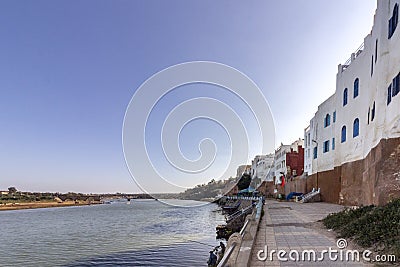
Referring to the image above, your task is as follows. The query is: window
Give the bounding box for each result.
[388,84,392,105]
[371,102,376,121]
[324,114,331,127]
[313,146,318,159]
[308,133,310,146]
[368,107,370,125]
[393,73,400,97]
[375,39,378,62]
[332,138,335,150]
[343,88,348,106]
[371,56,374,76]
[341,126,347,143]
[389,4,399,39]
[333,111,336,123]
[353,118,360,138]
[323,140,330,153]
[354,78,359,98]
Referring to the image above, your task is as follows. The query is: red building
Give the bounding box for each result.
[286,145,304,177]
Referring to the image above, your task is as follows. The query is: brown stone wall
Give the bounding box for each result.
[296,137,400,206]
[283,177,307,196]
[283,172,341,203]
[367,138,400,205]
[238,138,400,206]
[257,181,276,197]
[295,177,307,193]
[341,159,367,205]
[315,168,342,203]
[306,175,317,193]
[339,137,400,206]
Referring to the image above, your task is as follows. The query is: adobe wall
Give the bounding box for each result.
[282,137,400,206]
[340,137,400,206]
[257,181,275,197]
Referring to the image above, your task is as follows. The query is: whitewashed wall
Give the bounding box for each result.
[306,0,400,175]
[251,154,274,181]
[304,126,313,175]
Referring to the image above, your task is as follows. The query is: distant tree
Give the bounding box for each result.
[237,174,251,190]
[8,187,17,194]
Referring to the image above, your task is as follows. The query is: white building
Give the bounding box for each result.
[274,139,304,183]
[236,164,251,179]
[251,154,274,182]
[274,144,290,183]
[303,0,400,205]
[306,0,400,174]
[306,95,337,174]
[303,125,313,175]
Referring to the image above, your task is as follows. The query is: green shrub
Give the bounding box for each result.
[323,199,400,259]
[323,205,374,231]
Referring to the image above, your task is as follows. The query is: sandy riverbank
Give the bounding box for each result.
[0,201,102,211]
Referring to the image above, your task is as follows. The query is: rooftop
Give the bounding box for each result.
[340,42,364,72]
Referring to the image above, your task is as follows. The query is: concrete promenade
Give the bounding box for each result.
[249,200,372,267]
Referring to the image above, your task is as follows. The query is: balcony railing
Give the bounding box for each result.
[341,42,364,72]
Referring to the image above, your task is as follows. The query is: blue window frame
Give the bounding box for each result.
[323,140,330,153]
[343,88,348,106]
[393,73,400,97]
[371,56,374,76]
[353,118,360,138]
[388,85,392,105]
[313,147,318,159]
[371,102,376,121]
[389,4,398,39]
[332,138,335,150]
[324,114,331,128]
[341,126,347,143]
[333,111,336,123]
[354,78,359,98]
[368,108,370,125]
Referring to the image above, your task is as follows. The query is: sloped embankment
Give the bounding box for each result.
[322,198,400,260]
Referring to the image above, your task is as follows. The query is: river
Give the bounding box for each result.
[0,199,225,266]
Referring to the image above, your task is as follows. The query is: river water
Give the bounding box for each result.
[0,199,225,267]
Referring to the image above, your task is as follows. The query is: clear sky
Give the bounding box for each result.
[0,0,377,193]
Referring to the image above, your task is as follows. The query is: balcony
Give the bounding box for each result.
[339,42,364,72]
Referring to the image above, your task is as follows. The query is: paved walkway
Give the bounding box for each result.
[249,200,371,267]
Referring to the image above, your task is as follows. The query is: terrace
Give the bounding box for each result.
[339,42,364,72]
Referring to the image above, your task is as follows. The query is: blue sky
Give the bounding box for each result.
[0,0,376,193]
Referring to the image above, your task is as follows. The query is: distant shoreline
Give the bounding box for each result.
[0,201,102,211]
